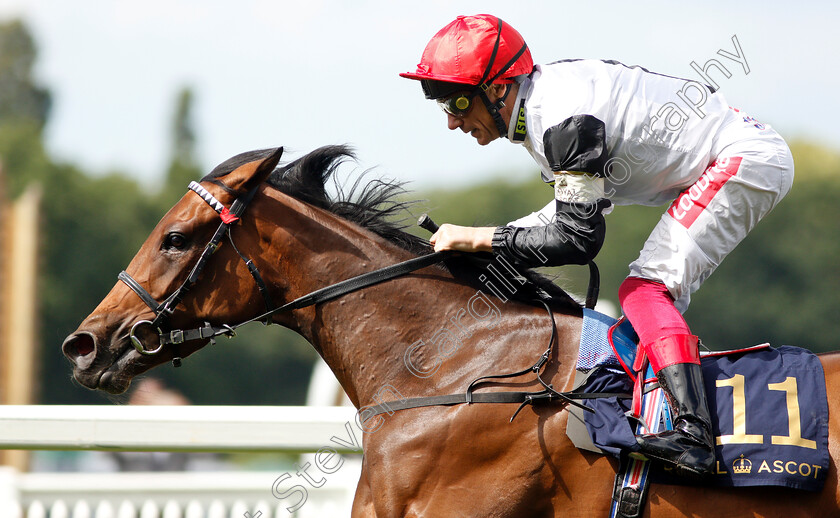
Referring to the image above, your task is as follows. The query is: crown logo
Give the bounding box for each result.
[732,454,752,474]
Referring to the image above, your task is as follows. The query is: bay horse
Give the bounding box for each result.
[62,146,840,517]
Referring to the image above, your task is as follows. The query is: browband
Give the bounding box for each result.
[189,181,239,224]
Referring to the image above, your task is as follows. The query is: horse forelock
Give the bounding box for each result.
[205,145,581,312]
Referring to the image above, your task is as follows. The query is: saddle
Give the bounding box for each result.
[568,309,829,517]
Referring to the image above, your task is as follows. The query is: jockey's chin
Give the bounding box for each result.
[470,127,500,146]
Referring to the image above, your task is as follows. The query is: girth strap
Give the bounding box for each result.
[362,390,630,422]
[365,392,536,419]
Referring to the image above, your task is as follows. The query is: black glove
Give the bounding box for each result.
[491,199,609,268]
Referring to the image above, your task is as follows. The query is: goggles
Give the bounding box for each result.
[437,93,474,117]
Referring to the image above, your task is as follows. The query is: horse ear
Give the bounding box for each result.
[248,146,284,190]
[227,147,284,194]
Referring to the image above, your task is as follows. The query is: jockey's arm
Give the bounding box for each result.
[490,113,611,268]
[491,199,608,268]
[429,199,608,267]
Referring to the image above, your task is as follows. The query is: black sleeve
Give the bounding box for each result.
[543,115,609,177]
[491,199,609,268]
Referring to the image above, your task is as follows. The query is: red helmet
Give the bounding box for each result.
[401,14,533,99]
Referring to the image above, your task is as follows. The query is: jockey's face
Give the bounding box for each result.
[443,83,510,146]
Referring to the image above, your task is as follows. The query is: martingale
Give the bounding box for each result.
[571,309,829,492]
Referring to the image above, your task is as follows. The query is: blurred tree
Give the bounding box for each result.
[0,19,50,131]
[161,87,201,207]
[0,19,52,199]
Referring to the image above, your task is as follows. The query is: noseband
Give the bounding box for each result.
[119,180,450,358]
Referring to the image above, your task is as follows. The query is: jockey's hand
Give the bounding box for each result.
[430,224,495,253]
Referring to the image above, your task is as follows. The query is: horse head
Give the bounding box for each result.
[62,147,284,393]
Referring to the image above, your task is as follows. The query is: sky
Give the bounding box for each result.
[1,0,838,191]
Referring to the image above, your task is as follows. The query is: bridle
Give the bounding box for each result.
[119,180,450,359]
[119,181,273,356]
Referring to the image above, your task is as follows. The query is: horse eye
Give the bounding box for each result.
[164,232,187,250]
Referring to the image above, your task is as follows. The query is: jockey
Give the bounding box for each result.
[400,14,794,478]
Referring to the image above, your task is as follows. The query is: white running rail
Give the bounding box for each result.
[0,467,359,518]
[0,405,364,517]
[0,405,360,453]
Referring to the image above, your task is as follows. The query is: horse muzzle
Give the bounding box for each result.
[62,324,148,394]
[61,331,118,391]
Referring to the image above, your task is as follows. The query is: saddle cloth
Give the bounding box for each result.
[570,309,829,491]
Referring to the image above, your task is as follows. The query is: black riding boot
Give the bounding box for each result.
[635,362,715,478]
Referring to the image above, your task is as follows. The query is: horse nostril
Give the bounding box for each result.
[62,333,96,361]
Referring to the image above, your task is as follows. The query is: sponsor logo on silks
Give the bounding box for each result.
[667,156,743,228]
[743,115,766,130]
[512,105,527,142]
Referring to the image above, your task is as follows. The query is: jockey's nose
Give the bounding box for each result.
[447,112,463,131]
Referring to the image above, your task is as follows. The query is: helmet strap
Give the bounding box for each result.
[471,18,529,139]
[477,83,513,139]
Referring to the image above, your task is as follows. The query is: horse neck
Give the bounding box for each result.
[254,193,584,409]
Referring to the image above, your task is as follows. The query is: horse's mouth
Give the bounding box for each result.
[95,344,142,393]
[64,333,144,394]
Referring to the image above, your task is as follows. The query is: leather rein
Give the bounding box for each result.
[120,180,619,419]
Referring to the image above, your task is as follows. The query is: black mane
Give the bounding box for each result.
[205,145,581,311]
[270,146,433,255]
